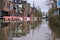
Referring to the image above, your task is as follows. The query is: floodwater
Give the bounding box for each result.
[13,19,53,40]
[0,19,60,40]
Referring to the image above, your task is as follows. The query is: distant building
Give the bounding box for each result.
[42,12,49,18]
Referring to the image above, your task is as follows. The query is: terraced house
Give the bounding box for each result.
[0,0,10,17]
[0,0,14,40]
[0,0,32,40]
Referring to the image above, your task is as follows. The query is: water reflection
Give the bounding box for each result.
[0,19,60,40]
[49,19,60,40]
[0,19,42,40]
[13,19,52,40]
[13,20,42,37]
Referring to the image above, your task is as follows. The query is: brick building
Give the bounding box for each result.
[0,0,16,18]
[0,0,9,18]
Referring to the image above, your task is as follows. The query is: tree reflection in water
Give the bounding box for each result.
[0,19,42,40]
[49,16,60,40]
[13,20,42,37]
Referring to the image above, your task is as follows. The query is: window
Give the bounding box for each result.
[19,1,21,2]
[9,0,13,2]
[10,4,13,10]
[15,0,17,2]
[19,0,22,2]
[7,3,9,8]
[4,2,7,7]
[0,11,1,16]
[16,5,18,12]
[19,5,22,8]
[22,0,26,1]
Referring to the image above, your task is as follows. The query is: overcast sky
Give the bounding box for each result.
[27,0,49,12]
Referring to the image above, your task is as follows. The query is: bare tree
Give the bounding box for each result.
[45,0,57,16]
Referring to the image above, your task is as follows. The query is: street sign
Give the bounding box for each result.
[57,0,60,8]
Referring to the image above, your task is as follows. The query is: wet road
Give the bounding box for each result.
[13,19,53,40]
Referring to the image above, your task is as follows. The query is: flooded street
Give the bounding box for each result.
[0,19,60,40]
[0,0,60,40]
[13,19,53,40]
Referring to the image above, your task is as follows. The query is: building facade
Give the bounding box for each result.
[0,0,9,18]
